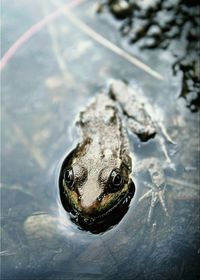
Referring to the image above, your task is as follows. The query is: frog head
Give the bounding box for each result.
[59,145,135,233]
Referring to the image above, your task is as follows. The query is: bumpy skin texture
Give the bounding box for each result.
[109,80,156,141]
[60,94,133,219]
[60,80,172,231]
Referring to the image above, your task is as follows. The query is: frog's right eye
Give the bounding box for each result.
[64,168,74,190]
[108,169,123,192]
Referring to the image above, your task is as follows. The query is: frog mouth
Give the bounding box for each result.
[68,180,135,233]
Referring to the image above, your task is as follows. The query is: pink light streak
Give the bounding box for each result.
[0,0,86,71]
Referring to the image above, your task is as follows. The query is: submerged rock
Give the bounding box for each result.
[98,0,200,112]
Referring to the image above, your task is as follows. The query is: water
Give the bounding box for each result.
[1,0,199,279]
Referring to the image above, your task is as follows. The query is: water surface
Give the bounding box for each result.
[1,0,199,279]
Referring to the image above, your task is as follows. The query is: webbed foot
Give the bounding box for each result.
[137,158,169,223]
[138,182,169,223]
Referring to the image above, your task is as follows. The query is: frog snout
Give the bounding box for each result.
[79,193,100,213]
[78,182,102,214]
[78,195,102,216]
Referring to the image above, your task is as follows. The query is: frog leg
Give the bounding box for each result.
[138,183,169,223]
[156,121,176,168]
[138,189,152,202]
[157,136,175,170]
[158,186,169,218]
[147,190,159,223]
[158,122,176,145]
[137,158,170,222]
[157,136,171,163]
[138,182,158,223]
[128,118,156,142]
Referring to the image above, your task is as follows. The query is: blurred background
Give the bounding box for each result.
[1,0,199,279]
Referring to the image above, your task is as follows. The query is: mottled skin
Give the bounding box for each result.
[60,80,172,222]
[109,80,156,141]
[62,94,133,218]
[109,80,170,222]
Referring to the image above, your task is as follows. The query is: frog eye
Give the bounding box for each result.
[109,169,123,192]
[64,168,74,190]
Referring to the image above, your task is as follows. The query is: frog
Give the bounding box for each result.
[59,92,135,233]
[59,79,174,232]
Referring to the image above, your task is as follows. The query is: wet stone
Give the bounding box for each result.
[134,0,161,12]
[186,91,198,103]
[187,27,199,41]
[128,19,149,43]
[120,21,132,36]
[147,25,161,37]
[166,26,180,38]
[103,0,200,112]
[109,0,132,19]
[162,0,178,10]
[186,78,195,90]
[140,37,158,49]
[24,214,59,242]
[155,10,175,29]
[160,39,170,50]
[186,92,200,112]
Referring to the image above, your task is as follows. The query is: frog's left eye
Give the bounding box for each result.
[64,168,74,190]
[108,169,123,192]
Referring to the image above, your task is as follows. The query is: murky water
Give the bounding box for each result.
[1,0,199,279]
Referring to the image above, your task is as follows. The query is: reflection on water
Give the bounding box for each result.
[1,0,199,279]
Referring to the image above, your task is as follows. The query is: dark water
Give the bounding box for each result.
[1,0,199,279]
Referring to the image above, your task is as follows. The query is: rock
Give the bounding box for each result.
[134,0,161,11]
[140,37,158,49]
[166,26,180,38]
[155,10,175,30]
[24,213,59,242]
[147,24,161,37]
[129,18,149,43]
[109,0,132,19]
